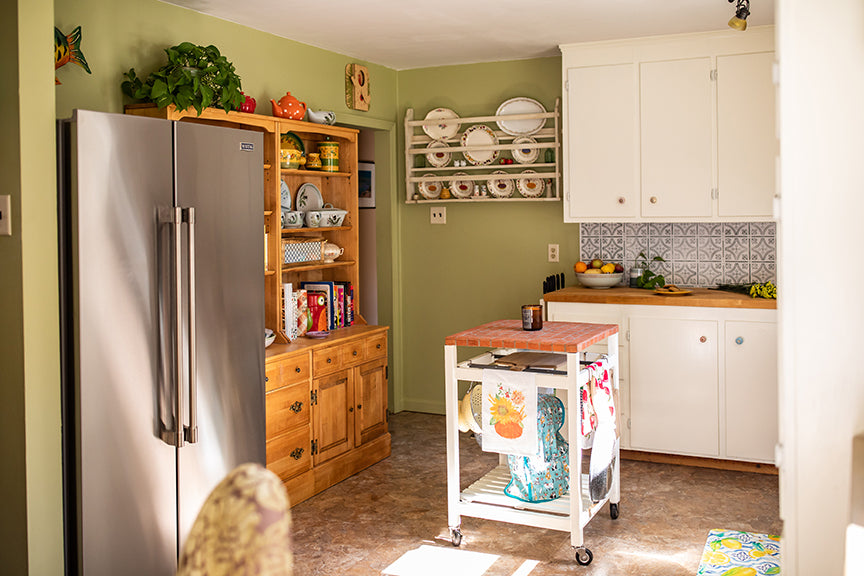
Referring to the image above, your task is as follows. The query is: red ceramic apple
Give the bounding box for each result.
[240,92,256,113]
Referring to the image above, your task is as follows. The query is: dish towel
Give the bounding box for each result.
[580,357,615,437]
[481,369,537,456]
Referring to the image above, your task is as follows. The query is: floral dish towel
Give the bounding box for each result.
[481,369,537,456]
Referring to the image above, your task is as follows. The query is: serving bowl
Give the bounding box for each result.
[575,272,624,289]
[305,208,348,228]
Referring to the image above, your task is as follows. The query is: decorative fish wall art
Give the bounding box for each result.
[54,26,91,85]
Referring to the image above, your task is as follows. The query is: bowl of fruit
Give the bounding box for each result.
[574,259,624,289]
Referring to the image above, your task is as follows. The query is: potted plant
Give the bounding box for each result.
[121,42,244,116]
[632,251,667,289]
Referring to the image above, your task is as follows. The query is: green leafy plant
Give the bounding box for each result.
[121,43,244,116]
[634,251,667,289]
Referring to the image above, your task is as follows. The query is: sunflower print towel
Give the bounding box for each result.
[697,529,781,575]
[481,369,537,456]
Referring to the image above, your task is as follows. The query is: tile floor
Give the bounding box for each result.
[290,412,781,575]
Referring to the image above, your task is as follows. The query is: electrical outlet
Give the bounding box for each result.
[430,206,446,224]
[548,243,559,262]
[0,196,10,236]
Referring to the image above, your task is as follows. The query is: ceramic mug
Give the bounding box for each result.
[305,211,322,228]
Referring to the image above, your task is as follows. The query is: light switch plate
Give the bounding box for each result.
[0,195,10,236]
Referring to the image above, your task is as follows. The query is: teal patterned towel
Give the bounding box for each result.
[697,529,781,575]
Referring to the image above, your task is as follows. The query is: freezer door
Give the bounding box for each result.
[63,110,179,575]
[174,121,266,547]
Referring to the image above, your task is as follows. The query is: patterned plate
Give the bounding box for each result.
[487,170,515,198]
[280,179,291,210]
[512,136,539,164]
[516,169,545,198]
[425,141,451,168]
[495,97,546,136]
[295,183,324,211]
[417,174,443,199]
[422,108,460,141]
[461,125,499,166]
[450,172,473,199]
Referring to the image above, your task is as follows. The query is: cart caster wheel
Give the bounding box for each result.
[574,547,593,566]
[450,528,462,547]
[610,503,620,520]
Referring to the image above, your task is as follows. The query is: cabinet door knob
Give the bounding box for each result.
[289,401,303,413]
[353,350,358,357]
[376,343,382,349]
[348,407,354,413]
[617,196,626,204]
[357,404,362,410]
[295,367,301,373]
[735,336,744,345]
[699,336,707,343]
[649,196,658,204]
[290,447,304,460]
[264,376,269,383]
[327,358,332,364]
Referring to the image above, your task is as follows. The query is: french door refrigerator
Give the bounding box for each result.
[57,110,266,575]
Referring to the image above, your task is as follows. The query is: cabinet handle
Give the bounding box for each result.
[357,404,362,410]
[264,376,269,383]
[699,336,707,343]
[289,401,303,413]
[349,406,354,413]
[735,337,744,345]
[617,196,625,204]
[295,367,301,373]
[650,196,658,204]
[327,358,332,364]
[290,447,304,460]
[376,343,382,349]
[353,350,358,357]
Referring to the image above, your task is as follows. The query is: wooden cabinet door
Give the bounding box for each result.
[565,64,639,221]
[717,52,776,218]
[640,58,714,218]
[313,370,354,465]
[725,320,778,462]
[629,315,719,456]
[354,357,388,446]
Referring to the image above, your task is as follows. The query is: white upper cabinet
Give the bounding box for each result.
[717,52,777,218]
[560,27,776,222]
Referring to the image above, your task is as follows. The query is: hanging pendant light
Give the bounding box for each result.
[727,0,751,31]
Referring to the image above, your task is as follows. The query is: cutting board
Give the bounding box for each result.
[494,352,566,371]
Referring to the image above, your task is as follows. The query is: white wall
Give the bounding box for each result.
[777,1,864,574]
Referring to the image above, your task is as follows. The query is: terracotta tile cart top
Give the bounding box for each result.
[445,319,618,353]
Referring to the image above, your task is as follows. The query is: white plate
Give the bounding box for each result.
[487,170,515,198]
[461,125,499,166]
[418,174,442,199]
[512,136,539,164]
[422,108,460,141]
[280,179,291,210]
[516,169,546,198]
[425,141,451,168]
[495,97,547,136]
[295,183,324,211]
[450,172,473,199]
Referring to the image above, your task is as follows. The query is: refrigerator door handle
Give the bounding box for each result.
[183,207,199,444]
[159,206,185,448]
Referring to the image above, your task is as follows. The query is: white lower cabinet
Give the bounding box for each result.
[547,301,777,463]
[629,316,719,456]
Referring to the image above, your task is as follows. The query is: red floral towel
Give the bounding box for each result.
[580,357,615,437]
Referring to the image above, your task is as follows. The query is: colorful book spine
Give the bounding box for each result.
[336,284,345,328]
[295,289,309,337]
[306,290,330,332]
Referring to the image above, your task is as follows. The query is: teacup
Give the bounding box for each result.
[304,211,322,228]
[282,210,303,228]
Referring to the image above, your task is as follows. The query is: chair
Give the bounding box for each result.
[178,463,293,576]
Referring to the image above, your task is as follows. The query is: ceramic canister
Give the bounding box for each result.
[318,140,339,173]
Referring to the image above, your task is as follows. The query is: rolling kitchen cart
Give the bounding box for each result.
[444,319,620,565]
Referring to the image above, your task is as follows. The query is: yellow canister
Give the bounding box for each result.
[318,140,339,173]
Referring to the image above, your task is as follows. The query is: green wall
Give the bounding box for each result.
[396,59,577,413]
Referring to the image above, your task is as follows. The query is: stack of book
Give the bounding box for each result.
[283,281,355,340]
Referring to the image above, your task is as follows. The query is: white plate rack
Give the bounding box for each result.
[404,98,561,204]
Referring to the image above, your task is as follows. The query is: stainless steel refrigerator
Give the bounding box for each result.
[57,110,266,575]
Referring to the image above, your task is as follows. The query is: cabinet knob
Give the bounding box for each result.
[357,404,362,410]
[617,196,626,205]
[735,336,744,345]
[327,358,332,364]
[376,343,382,349]
[649,196,658,204]
[699,336,707,343]
[349,406,354,413]
[289,401,303,413]
[353,350,358,357]
[290,447,304,460]
[295,367,301,373]
[264,376,269,383]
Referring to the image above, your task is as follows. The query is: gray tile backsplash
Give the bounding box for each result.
[579,221,776,286]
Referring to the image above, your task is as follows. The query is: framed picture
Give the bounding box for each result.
[358,162,375,208]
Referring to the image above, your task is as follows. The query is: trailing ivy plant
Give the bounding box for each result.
[121,42,244,116]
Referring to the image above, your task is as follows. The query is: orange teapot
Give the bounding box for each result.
[270,92,307,120]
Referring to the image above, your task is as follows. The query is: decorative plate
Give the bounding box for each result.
[425,141,452,168]
[495,97,546,136]
[487,170,515,198]
[417,174,443,200]
[280,131,305,154]
[516,169,545,198]
[512,136,539,164]
[422,108,460,141]
[450,172,473,199]
[295,183,324,211]
[280,179,291,210]
[461,125,499,166]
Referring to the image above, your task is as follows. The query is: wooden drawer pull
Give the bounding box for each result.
[348,406,354,413]
[290,447,304,460]
[289,401,303,413]
[264,376,269,383]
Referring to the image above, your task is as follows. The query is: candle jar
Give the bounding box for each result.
[521,304,543,331]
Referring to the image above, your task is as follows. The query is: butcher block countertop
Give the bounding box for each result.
[544,286,777,310]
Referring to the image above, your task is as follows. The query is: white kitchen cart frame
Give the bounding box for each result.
[444,320,620,566]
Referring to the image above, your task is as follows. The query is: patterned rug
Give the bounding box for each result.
[696,529,781,575]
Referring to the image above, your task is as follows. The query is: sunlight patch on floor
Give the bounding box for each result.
[382,544,541,576]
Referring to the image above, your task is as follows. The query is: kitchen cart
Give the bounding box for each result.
[444,319,620,565]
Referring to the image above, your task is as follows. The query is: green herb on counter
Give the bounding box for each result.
[634,252,666,289]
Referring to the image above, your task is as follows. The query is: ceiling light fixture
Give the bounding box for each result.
[727,0,751,31]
